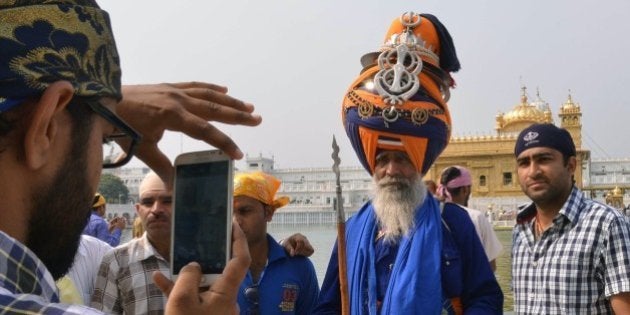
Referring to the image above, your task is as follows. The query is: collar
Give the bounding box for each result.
[266,234,288,264]
[0,230,59,301]
[516,185,582,226]
[128,232,167,263]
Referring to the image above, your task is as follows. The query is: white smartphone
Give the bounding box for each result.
[170,150,233,286]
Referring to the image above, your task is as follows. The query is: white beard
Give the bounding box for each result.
[371,173,426,243]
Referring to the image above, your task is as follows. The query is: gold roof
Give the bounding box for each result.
[496,86,552,132]
[561,91,581,111]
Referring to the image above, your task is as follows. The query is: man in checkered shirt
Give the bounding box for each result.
[512,123,630,314]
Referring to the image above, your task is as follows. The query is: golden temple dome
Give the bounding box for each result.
[496,86,552,133]
[561,90,581,111]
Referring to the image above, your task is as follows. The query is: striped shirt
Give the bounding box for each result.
[512,187,630,314]
[65,235,112,304]
[0,230,102,314]
[90,233,170,315]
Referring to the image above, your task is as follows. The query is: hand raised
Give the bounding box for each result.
[116,82,262,185]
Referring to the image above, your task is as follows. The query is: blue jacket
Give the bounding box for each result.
[82,212,121,247]
[237,234,320,314]
[314,197,503,314]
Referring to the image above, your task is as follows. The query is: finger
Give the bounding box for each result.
[211,221,251,295]
[184,88,255,113]
[168,262,203,302]
[285,243,296,257]
[153,271,175,297]
[169,81,228,94]
[177,96,261,126]
[173,112,248,160]
[134,144,175,187]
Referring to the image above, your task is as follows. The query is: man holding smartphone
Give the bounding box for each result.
[0,1,263,314]
[233,171,320,315]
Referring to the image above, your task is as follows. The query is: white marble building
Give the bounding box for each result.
[103,155,630,227]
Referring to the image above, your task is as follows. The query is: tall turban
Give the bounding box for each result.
[342,12,460,175]
[0,0,122,112]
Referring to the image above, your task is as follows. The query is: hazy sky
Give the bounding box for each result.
[100,0,630,170]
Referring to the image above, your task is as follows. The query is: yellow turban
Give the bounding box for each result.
[234,171,289,211]
[92,193,106,208]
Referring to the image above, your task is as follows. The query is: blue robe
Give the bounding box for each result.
[314,194,503,314]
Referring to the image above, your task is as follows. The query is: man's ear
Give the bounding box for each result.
[566,155,577,175]
[24,81,74,169]
[464,185,472,196]
[264,204,274,222]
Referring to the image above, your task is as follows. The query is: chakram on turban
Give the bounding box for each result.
[342,11,460,175]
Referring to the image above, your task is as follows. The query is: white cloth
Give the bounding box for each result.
[66,235,112,304]
[462,206,502,261]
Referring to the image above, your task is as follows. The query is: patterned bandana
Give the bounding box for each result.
[0,0,122,112]
[342,11,460,175]
[233,171,290,211]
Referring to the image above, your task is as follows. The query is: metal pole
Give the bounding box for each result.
[332,136,350,315]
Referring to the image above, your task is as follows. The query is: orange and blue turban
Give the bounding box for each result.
[0,0,121,112]
[342,12,460,175]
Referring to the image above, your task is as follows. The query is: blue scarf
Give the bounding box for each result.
[345,195,443,314]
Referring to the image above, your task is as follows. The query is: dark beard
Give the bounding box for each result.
[26,132,93,280]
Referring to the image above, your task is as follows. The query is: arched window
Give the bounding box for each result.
[479,175,486,186]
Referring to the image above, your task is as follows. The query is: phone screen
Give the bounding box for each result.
[173,160,230,275]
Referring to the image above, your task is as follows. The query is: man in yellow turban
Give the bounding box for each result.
[233,171,320,314]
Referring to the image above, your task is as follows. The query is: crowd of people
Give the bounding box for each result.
[1,1,629,314]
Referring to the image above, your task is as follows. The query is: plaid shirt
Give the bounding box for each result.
[512,187,630,314]
[0,230,102,314]
[90,233,170,315]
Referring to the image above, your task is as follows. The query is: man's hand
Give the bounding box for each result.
[153,221,251,315]
[280,233,314,257]
[108,217,126,232]
[116,82,262,186]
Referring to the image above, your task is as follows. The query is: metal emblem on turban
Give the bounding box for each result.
[374,12,432,112]
[341,10,460,175]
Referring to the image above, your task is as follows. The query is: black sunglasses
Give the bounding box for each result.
[85,100,141,168]
[245,284,260,315]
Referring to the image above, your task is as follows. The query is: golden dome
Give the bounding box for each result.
[561,90,581,111]
[499,86,550,127]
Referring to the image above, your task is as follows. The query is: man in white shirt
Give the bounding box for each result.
[437,166,503,271]
[57,235,112,304]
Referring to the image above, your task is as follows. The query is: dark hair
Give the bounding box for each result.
[65,96,96,143]
[0,96,95,153]
[440,166,465,196]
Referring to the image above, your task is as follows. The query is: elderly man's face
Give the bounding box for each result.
[373,150,417,182]
[371,150,424,241]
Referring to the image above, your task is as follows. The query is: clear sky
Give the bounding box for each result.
[100,0,630,169]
